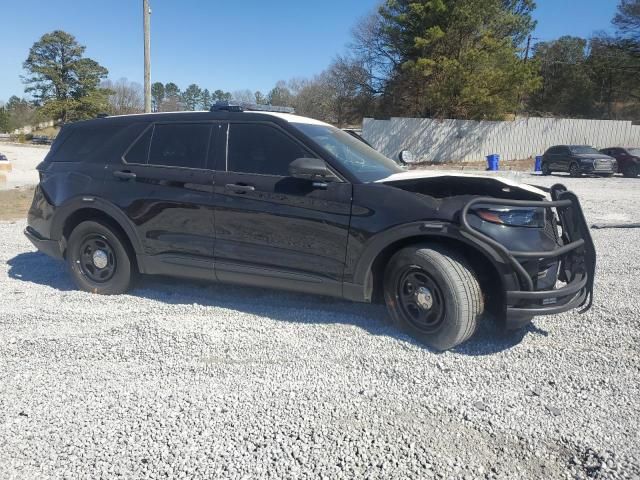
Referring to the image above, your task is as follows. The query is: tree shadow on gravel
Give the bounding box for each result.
[7,251,538,356]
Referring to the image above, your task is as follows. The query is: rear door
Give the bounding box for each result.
[556,146,572,171]
[104,121,219,280]
[212,121,352,296]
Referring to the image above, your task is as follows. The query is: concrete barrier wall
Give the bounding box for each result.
[362,116,640,163]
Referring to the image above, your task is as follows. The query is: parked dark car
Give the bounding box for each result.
[0,153,8,162]
[600,147,640,178]
[31,135,52,145]
[24,104,596,350]
[541,145,617,177]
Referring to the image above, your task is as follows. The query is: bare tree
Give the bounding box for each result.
[231,89,256,104]
[102,78,144,115]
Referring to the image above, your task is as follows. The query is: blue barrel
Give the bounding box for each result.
[486,154,500,171]
[534,155,543,172]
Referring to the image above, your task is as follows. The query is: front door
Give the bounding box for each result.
[105,122,219,280]
[213,122,352,296]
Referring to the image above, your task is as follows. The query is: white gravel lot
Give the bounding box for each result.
[0,174,639,479]
[0,143,48,190]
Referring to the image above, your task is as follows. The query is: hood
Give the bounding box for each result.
[575,154,614,160]
[374,170,547,200]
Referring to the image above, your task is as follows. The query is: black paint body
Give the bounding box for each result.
[26,111,594,328]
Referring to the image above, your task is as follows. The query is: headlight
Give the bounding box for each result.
[474,206,546,228]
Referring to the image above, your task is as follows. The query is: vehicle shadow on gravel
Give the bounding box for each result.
[7,251,541,355]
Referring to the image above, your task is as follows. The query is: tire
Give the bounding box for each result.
[623,164,638,178]
[66,220,134,295]
[383,244,484,351]
[541,162,551,176]
[569,162,581,177]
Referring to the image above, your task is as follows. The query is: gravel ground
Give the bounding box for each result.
[0,174,639,479]
[0,143,48,190]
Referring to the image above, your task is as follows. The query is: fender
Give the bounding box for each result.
[343,220,520,302]
[50,195,144,255]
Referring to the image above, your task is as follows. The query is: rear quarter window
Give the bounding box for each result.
[52,125,123,163]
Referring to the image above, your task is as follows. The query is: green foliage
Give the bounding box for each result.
[375,0,539,119]
[267,81,295,107]
[213,90,232,102]
[0,107,10,133]
[529,36,594,116]
[526,1,640,119]
[614,0,640,41]
[23,30,109,122]
[200,89,212,109]
[151,82,165,111]
[182,84,202,110]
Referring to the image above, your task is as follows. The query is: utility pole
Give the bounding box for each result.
[143,0,151,113]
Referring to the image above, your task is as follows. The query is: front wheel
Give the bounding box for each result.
[541,162,551,176]
[66,220,134,295]
[384,245,484,350]
[569,162,581,177]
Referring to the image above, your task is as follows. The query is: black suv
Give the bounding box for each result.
[25,104,596,350]
[541,145,617,177]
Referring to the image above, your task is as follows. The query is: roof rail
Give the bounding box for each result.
[209,101,295,114]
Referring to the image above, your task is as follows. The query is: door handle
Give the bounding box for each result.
[225,183,255,193]
[113,170,137,181]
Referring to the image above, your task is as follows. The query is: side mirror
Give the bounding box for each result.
[289,157,335,181]
[399,150,415,164]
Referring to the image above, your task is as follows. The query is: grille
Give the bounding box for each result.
[594,159,612,171]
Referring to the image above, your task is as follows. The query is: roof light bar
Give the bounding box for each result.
[209,101,295,114]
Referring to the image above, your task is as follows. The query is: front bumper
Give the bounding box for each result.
[461,184,596,321]
[24,226,63,259]
[579,161,616,174]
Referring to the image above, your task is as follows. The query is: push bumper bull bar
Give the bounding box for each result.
[460,184,596,317]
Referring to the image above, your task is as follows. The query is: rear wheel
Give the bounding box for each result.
[66,220,133,295]
[384,245,484,351]
[623,163,638,178]
[569,162,581,177]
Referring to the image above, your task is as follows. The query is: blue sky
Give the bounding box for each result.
[0,0,620,102]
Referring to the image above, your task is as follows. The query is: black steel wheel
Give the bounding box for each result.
[77,234,117,283]
[384,244,484,351]
[67,220,134,295]
[396,267,445,334]
[541,162,551,176]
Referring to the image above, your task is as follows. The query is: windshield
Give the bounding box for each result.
[570,146,600,155]
[292,123,404,182]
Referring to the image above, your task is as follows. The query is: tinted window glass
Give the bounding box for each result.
[124,126,152,164]
[227,123,310,176]
[149,123,211,168]
[53,125,122,162]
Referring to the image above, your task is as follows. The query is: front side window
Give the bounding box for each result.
[148,123,211,169]
[292,123,403,182]
[227,123,310,176]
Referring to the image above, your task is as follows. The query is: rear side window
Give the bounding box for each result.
[227,123,310,176]
[148,123,211,169]
[52,126,122,162]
